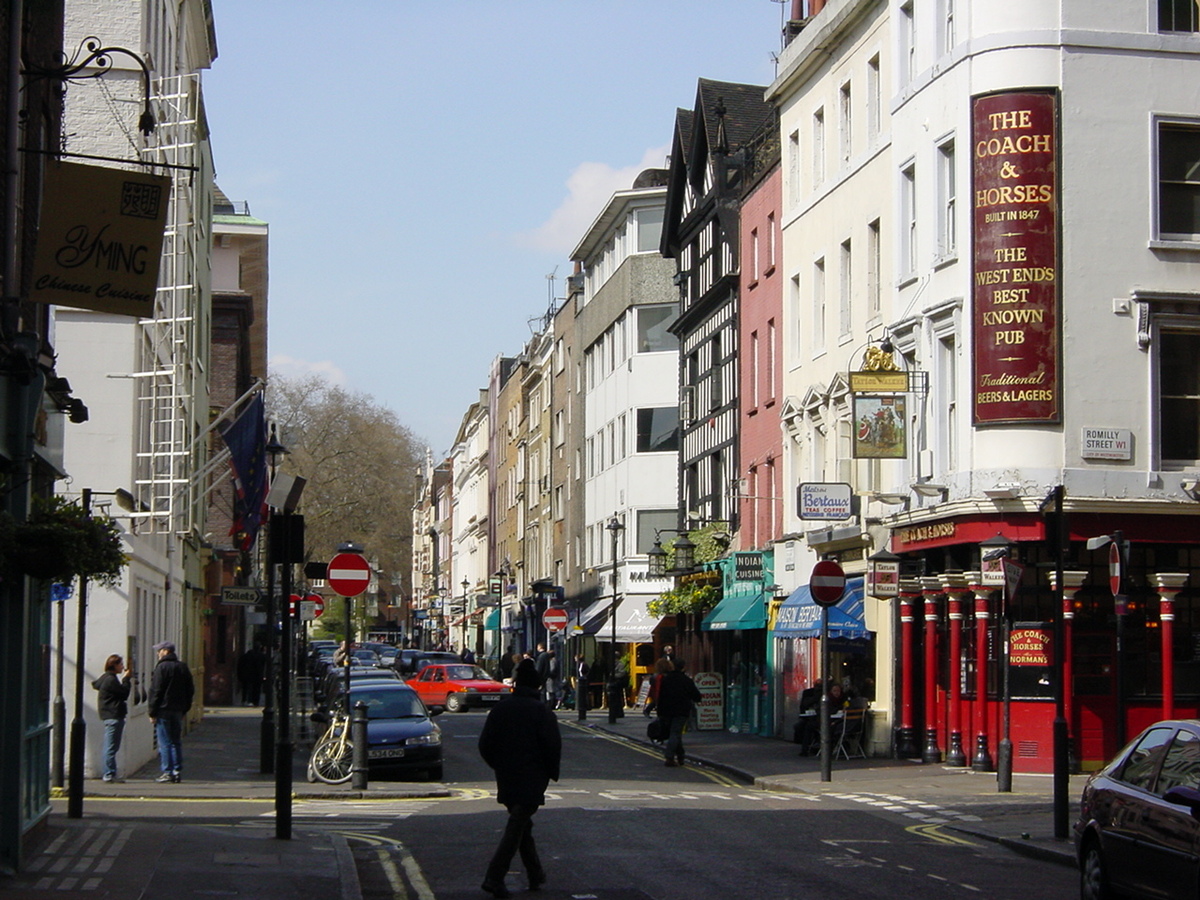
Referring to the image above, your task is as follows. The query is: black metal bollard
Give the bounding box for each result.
[351,701,369,790]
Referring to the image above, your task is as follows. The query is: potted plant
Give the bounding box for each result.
[0,496,126,586]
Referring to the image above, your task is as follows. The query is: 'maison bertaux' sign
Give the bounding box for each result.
[31,162,170,317]
[971,89,1061,425]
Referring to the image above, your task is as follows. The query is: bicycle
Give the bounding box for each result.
[307,708,353,784]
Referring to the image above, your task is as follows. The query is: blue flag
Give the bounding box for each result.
[217,393,267,550]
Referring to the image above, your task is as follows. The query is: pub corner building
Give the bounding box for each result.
[756,6,1200,776]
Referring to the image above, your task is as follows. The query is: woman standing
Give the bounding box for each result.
[92,654,133,782]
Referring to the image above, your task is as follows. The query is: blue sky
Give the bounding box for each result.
[204,2,785,454]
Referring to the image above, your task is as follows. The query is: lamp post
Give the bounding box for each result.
[66,488,92,819]
[606,514,626,723]
[461,578,470,656]
[261,423,287,774]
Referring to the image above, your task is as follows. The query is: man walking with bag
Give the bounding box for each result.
[656,659,701,767]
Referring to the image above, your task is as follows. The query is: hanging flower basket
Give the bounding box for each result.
[0,496,126,586]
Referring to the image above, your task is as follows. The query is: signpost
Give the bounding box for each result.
[221,586,261,606]
[328,552,371,597]
[808,558,846,783]
[542,607,568,632]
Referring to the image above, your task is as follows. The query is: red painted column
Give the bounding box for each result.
[921,577,944,764]
[1050,570,1088,752]
[1152,573,1189,720]
[939,572,969,766]
[967,572,993,771]
[896,580,922,758]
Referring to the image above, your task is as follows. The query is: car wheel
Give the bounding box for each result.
[427,764,444,781]
[1080,839,1112,900]
[445,693,464,713]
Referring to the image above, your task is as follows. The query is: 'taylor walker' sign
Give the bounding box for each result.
[31,162,170,317]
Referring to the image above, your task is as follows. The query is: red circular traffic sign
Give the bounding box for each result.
[809,559,847,607]
[1109,542,1122,596]
[328,552,371,597]
[288,593,323,617]
[542,607,569,632]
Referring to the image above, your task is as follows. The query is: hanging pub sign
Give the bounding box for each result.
[853,395,906,458]
[1010,627,1053,666]
[850,370,909,393]
[30,162,170,317]
[972,89,1061,426]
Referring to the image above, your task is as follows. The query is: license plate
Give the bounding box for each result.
[482,695,500,702]
[369,747,406,759]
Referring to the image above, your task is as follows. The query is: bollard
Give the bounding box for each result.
[351,701,369,790]
[997,737,1013,792]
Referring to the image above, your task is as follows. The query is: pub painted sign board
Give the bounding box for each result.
[31,162,170,317]
[971,89,1061,426]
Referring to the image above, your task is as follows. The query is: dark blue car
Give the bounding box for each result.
[348,682,443,781]
[1075,719,1200,900]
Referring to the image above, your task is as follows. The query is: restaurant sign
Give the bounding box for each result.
[1010,628,1052,666]
[972,89,1061,425]
[31,162,171,317]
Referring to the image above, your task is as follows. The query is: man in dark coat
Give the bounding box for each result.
[236,643,266,706]
[148,641,194,783]
[478,658,561,898]
[656,659,702,767]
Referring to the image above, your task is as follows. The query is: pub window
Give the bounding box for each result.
[1159,122,1200,240]
[1161,0,1200,32]
[1160,329,1200,463]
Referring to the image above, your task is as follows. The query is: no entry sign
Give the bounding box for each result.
[542,607,569,632]
[809,559,847,607]
[328,552,371,597]
[1109,542,1122,596]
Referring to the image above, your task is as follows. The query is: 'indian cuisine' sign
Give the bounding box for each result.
[972,90,1061,425]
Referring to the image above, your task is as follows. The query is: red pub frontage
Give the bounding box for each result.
[885,506,1200,773]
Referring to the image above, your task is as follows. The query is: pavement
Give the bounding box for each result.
[2,704,1084,897]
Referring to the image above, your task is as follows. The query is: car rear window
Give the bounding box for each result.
[1118,726,1175,790]
[353,688,423,719]
[1155,729,1200,795]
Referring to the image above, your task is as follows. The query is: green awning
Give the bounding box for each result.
[484,608,500,630]
[702,591,766,631]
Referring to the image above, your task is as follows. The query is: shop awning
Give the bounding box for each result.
[449,608,485,628]
[773,577,870,639]
[580,595,663,642]
[702,589,767,631]
[483,608,500,631]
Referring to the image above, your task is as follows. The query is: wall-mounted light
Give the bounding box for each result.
[1181,477,1200,501]
[911,482,948,500]
[983,484,1021,500]
[870,491,909,505]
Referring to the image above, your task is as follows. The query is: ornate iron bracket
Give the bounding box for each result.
[24,36,155,135]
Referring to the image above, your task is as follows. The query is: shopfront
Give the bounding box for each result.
[701,552,773,735]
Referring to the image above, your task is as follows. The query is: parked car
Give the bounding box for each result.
[319,665,400,709]
[393,650,461,676]
[406,663,509,712]
[1075,719,1200,900]
[339,681,443,781]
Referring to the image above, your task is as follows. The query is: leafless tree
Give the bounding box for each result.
[266,373,421,602]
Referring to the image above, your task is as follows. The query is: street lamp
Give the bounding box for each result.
[646,529,696,577]
[606,514,625,724]
[261,423,288,774]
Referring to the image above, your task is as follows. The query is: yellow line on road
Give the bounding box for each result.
[906,823,979,846]
[343,831,436,900]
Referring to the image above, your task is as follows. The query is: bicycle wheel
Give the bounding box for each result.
[310,733,354,784]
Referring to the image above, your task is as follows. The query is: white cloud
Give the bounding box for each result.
[517,145,671,255]
[268,354,348,386]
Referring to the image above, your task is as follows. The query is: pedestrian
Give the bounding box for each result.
[236,642,265,706]
[147,641,194,783]
[534,642,558,705]
[644,656,673,717]
[498,647,516,684]
[544,650,560,708]
[478,658,561,898]
[92,653,133,782]
[574,654,590,719]
[462,647,476,665]
[656,659,701,767]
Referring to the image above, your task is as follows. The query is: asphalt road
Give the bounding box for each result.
[66,710,1080,899]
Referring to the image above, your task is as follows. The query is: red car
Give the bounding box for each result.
[406,664,509,712]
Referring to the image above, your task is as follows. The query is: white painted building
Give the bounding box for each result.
[768,0,1200,769]
[571,175,678,649]
[52,0,216,778]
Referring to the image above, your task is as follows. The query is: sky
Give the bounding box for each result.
[203,1,786,455]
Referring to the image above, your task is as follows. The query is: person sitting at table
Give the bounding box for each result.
[793,678,823,754]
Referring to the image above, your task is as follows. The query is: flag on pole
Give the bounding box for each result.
[217,392,267,550]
